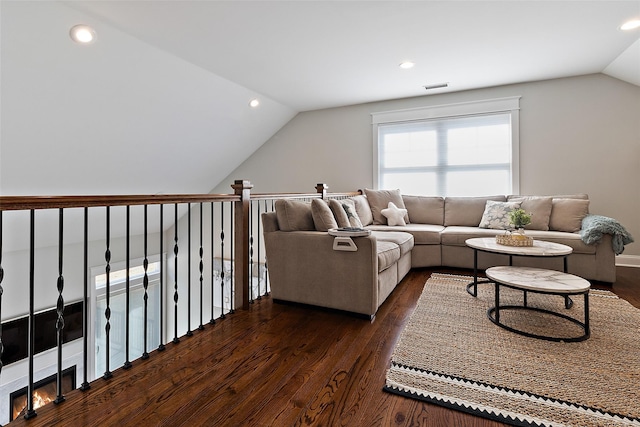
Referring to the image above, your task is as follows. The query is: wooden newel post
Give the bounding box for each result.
[232,180,253,311]
[316,183,328,199]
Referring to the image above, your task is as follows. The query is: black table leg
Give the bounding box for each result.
[494,282,500,323]
[466,249,479,297]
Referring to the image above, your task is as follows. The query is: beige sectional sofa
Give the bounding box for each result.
[262,189,618,318]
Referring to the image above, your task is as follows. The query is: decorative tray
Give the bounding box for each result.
[496,234,534,247]
[328,227,371,237]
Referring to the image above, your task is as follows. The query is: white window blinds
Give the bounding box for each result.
[373,97,520,197]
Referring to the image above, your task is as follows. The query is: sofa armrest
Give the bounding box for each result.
[263,230,379,316]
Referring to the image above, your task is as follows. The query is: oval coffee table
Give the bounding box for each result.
[485,266,591,342]
[465,237,573,299]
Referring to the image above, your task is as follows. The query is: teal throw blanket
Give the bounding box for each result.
[580,214,634,255]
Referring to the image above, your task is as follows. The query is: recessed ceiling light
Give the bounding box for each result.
[249,99,260,108]
[620,19,640,31]
[399,61,415,69]
[70,25,96,44]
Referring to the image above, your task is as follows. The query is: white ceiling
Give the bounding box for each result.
[68,0,640,112]
[1,0,639,199]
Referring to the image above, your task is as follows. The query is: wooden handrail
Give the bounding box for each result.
[0,194,240,211]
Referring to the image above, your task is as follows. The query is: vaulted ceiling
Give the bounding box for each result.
[1,1,639,196]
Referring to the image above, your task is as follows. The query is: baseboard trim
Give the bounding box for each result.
[615,255,640,267]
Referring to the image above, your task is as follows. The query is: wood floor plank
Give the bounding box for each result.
[7,267,638,427]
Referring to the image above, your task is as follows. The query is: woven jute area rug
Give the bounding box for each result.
[384,273,640,427]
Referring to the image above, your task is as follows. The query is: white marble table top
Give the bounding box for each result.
[466,237,573,257]
[486,266,591,293]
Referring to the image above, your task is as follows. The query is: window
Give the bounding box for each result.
[373,97,520,197]
[91,257,162,379]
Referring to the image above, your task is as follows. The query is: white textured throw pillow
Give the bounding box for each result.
[479,200,522,229]
[381,202,408,226]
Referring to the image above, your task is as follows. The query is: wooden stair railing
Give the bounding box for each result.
[0,180,360,423]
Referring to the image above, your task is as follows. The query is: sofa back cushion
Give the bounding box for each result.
[275,199,315,231]
[444,196,507,226]
[311,199,338,231]
[351,195,373,226]
[549,198,590,232]
[364,189,410,225]
[402,195,445,225]
[507,196,553,231]
[329,199,350,228]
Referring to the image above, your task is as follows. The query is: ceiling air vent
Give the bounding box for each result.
[423,83,449,90]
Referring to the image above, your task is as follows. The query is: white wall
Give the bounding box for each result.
[214,74,640,257]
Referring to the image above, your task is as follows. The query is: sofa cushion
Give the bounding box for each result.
[549,199,590,232]
[444,196,507,226]
[521,230,596,254]
[329,199,350,228]
[371,230,414,257]
[351,195,374,226]
[275,199,315,231]
[364,189,410,225]
[310,199,338,232]
[479,200,522,229]
[507,196,553,231]
[368,224,444,245]
[376,240,401,273]
[440,226,505,246]
[402,195,445,225]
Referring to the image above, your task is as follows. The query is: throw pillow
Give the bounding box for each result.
[381,202,408,226]
[364,189,410,225]
[329,199,350,228]
[311,199,338,231]
[351,195,373,226]
[479,200,522,229]
[274,199,315,231]
[507,196,553,230]
[341,199,364,228]
[549,198,590,232]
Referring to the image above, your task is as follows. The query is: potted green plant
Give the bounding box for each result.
[509,208,532,235]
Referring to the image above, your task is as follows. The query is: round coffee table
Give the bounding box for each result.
[465,237,573,298]
[485,266,590,342]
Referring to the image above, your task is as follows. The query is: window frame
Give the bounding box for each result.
[371,97,521,196]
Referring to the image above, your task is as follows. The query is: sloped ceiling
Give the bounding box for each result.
[1,0,639,197]
[0,1,296,196]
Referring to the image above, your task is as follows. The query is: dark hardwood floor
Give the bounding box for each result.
[8,267,639,427]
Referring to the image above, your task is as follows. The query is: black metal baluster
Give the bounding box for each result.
[0,212,4,379]
[25,209,36,419]
[220,202,225,319]
[257,200,262,300]
[186,203,192,337]
[81,207,91,390]
[54,208,66,404]
[230,203,234,314]
[209,202,215,325]
[198,203,204,331]
[264,200,270,296]
[173,204,180,344]
[104,206,112,380]
[142,205,149,359]
[158,205,166,352]
[249,201,254,304]
[123,206,132,369]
